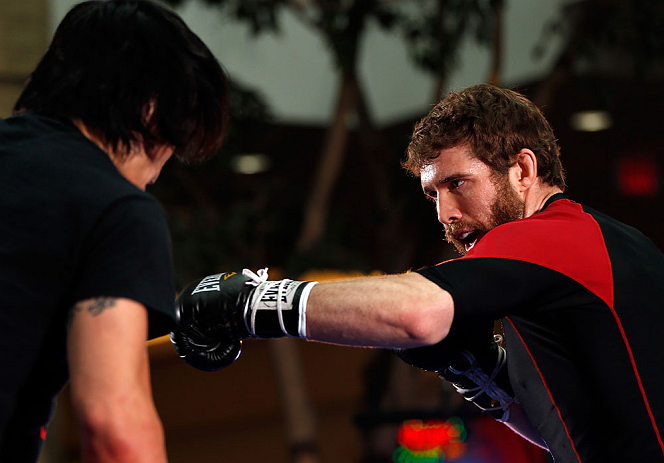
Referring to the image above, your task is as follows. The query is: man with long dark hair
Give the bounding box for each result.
[0,1,228,461]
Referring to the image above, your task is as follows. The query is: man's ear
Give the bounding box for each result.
[142,98,156,125]
[511,148,538,193]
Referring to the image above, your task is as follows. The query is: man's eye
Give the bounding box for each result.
[450,179,465,189]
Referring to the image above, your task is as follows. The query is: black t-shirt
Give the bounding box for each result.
[0,114,177,461]
[417,194,664,463]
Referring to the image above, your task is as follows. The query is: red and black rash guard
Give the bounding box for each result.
[416,193,664,463]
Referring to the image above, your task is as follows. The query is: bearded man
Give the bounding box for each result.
[172,84,664,463]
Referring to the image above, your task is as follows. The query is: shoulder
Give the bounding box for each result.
[0,114,88,152]
[84,192,169,258]
[1,114,140,202]
[468,198,614,306]
[470,198,601,260]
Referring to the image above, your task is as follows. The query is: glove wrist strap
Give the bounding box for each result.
[242,269,317,338]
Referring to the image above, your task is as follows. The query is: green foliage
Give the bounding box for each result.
[166,0,288,34]
[311,1,398,73]
[164,0,500,76]
[399,0,503,76]
[533,0,664,77]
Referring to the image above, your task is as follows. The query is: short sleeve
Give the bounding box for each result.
[72,195,176,339]
[417,257,593,325]
[416,201,612,328]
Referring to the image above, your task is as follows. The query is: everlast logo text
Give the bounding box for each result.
[191,273,227,294]
[260,281,295,305]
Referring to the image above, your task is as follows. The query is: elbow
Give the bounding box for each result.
[392,273,455,347]
[76,399,165,461]
[403,313,449,346]
[79,408,140,460]
[78,406,129,460]
[400,296,452,346]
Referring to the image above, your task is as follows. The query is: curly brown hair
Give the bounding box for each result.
[404,84,565,189]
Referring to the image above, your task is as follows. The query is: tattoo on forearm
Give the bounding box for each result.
[68,297,119,328]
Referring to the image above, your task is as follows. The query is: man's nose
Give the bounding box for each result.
[437,196,461,225]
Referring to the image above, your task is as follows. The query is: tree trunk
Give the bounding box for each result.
[295,72,360,253]
[355,82,416,273]
[269,339,320,463]
[432,0,448,102]
[487,1,504,86]
[532,48,574,110]
[274,71,361,463]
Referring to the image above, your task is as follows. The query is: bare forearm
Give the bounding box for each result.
[305,272,454,348]
[68,297,168,463]
[78,394,168,463]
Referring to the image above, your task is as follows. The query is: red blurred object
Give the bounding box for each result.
[397,419,461,451]
[395,418,467,462]
[468,415,550,463]
[618,155,659,196]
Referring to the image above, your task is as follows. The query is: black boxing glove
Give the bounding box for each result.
[170,271,252,371]
[396,320,493,372]
[171,269,318,371]
[396,325,517,422]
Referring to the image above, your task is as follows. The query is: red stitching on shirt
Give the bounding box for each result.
[605,305,664,457]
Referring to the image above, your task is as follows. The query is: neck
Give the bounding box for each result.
[71,119,151,190]
[71,119,111,155]
[523,183,564,218]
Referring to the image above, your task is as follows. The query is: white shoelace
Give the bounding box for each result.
[241,268,295,337]
[449,343,517,422]
[242,267,269,285]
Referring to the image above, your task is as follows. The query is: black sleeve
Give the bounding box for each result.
[72,195,176,339]
[417,257,592,324]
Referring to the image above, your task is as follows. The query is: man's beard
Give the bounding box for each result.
[445,174,525,255]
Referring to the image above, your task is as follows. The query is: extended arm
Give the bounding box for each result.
[305,272,454,348]
[170,270,454,371]
[67,297,168,463]
[171,269,546,449]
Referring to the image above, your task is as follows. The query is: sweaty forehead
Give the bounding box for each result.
[419,146,488,188]
[420,163,438,189]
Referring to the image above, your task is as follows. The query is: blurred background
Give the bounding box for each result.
[1,0,663,462]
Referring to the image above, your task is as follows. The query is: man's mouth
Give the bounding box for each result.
[453,230,482,252]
